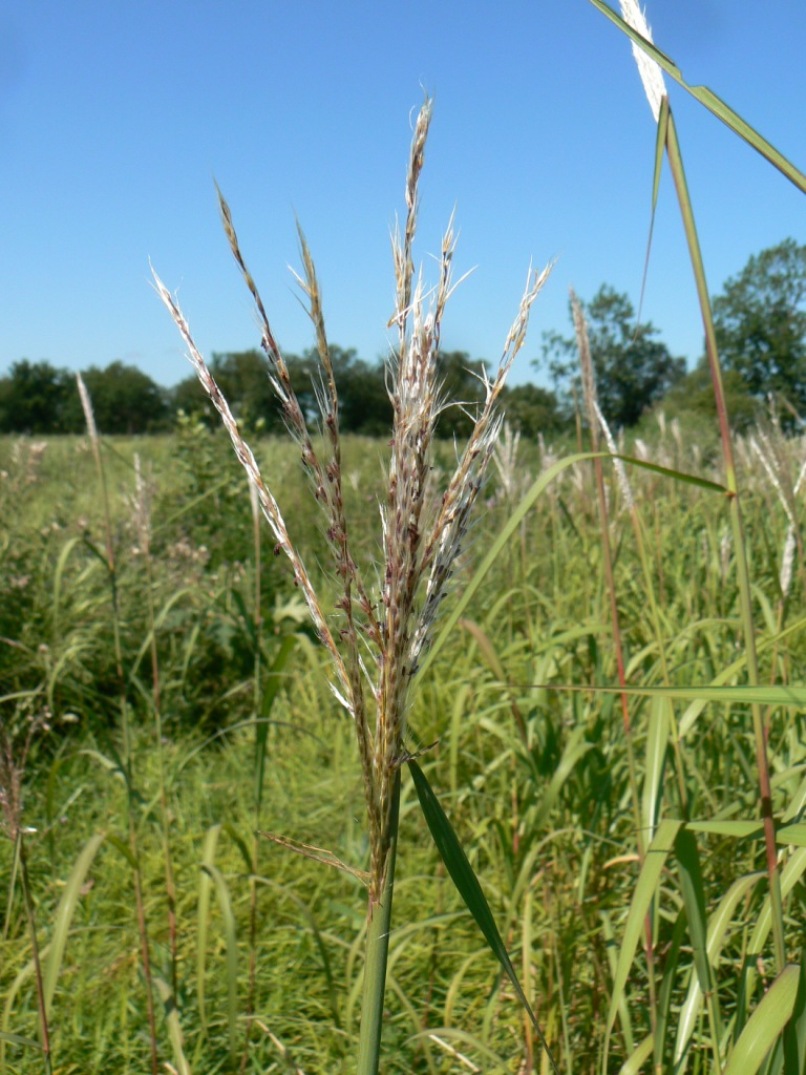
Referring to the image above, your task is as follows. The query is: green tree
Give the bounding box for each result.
[0,359,73,434]
[334,352,392,435]
[660,364,760,434]
[541,286,686,429]
[65,361,168,434]
[499,382,563,438]
[207,349,285,431]
[712,238,806,420]
[432,351,488,439]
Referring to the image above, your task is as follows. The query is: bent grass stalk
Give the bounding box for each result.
[153,98,553,1072]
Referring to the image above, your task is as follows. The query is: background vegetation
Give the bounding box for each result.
[2,403,806,1071]
[2,238,804,440]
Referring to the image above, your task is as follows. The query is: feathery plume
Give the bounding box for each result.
[619,0,667,123]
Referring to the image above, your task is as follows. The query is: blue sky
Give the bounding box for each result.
[1,1,804,391]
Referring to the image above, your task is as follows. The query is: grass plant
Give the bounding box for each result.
[2,5,806,1072]
[153,96,554,1072]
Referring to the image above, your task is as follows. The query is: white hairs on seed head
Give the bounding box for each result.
[619,0,667,123]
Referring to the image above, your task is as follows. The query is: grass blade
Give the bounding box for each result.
[605,819,682,1058]
[196,824,220,1034]
[675,871,765,1065]
[585,0,806,191]
[675,827,723,1072]
[725,965,799,1075]
[154,976,192,1075]
[782,953,806,1075]
[407,758,558,1074]
[43,832,106,1016]
[201,863,239,1059]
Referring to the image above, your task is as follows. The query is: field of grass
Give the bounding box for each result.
[4,11,806,1069]
[2,413,806,1074]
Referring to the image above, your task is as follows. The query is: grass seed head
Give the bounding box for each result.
[154,97,551,898]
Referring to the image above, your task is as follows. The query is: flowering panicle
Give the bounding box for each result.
[153,99,551,897]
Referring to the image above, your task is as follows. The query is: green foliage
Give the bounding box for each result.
[3,423,806,1071]
[500,381,564,437]
[542,285,686,428]
[0,360,74,435]
[712,239,806,422]
[660,363,761,433]
[67,361,170,434]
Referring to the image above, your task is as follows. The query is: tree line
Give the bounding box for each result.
[2,239,803,437]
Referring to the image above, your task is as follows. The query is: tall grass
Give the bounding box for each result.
[153,96,553,1072]
[2,4,806,1071]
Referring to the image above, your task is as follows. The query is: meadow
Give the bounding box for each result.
[3,7,806,1070]
[2,409,805,1074]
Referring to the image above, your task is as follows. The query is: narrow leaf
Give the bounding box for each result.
[725,965,799,1075]
[408,758,558,1075]
[618,1033,654,1075]
[605,820,682,1051]
[201,863,239,1058]
[155,976,192,1075]
[196,824,220,1033]
[782,953,806,1075]
[642,694,670,842]
[44,832,106,1015]
[585,0,806,191]
[675,872,765,1065]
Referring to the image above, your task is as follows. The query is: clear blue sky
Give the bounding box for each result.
[1,1,804,391]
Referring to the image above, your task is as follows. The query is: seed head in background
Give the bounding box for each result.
[152,98,551,903]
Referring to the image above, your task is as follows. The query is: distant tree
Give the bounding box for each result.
[65,361,169,434]
[207,349,285,431]
[712,239,806,420]
[0,359,73,434]
[499,383,564,438]
[541,286,686,429]
[334,353,392,435]
[431,351,488,439]
[188,346,394,435]
[660,364,760,433]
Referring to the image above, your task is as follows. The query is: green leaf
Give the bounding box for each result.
[585,0,806,192]
[0,1032,40,1050]
[407,758,558,1075]
[675,871,765,1064]
[642,694,670,841]
[255,633,298,814]
[675,828,723,1060]
[618,1033,654,1075]
[154,977,191,1075]
[782,954,806,1075]
[44,832,106,1016]
[725,965,799,1075]
[196,824,220,1034]
[777,824,806,848]
[686,820,764,839]
[201,863,239,1059]
[605,819,682,1059]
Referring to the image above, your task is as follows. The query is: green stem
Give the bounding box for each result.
[356,769,400,1075]
[18,834,52,1075]
[664,105,786,973]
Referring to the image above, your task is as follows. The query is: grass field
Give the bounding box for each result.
[2,414,806,1073]
[4,16,806,1068]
